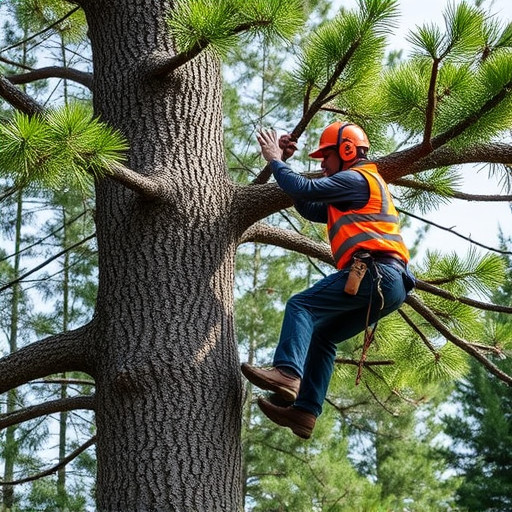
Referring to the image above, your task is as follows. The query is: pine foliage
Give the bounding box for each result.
[0,104,128,193]
[167,0,304,57]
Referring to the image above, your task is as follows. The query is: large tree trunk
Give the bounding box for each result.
[84,1,243,509]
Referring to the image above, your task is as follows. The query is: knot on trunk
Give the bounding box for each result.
[114,367,139,393]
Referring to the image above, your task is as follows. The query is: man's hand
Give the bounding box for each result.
[257,129,298,163]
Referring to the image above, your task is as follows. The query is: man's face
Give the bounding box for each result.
[320,147,342,177]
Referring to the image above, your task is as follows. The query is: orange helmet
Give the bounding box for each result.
[309,121,369,161]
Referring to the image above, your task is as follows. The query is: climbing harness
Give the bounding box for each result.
[351,253,385,385]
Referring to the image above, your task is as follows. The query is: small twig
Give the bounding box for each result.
[0,209,90,263]
[364,383,399,416]
[397,208,512,256]
[335,358,395,366]
[397,308,439,357]
[0,6,81,54]
[0,234,96,293]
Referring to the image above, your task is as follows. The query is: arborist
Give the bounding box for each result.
[242,121,415,439]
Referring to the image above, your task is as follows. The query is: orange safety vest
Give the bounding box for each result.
[327,162,409,269]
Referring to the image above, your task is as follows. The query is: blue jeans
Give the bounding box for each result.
[273,261,412,417]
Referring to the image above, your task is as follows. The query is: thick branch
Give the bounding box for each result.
[405,294,512,386]
[233,182,293,232]
[415,279,512,313]
[8,67,93,90]
[378,140,512,184]
[0,436,96,486]
[240,222,334,264]
[0,395,95,430]
[0,325,95,394]
[107,162,173,200]
[0,74,44,115]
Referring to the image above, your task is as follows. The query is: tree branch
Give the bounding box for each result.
[0,395,95,430]
[394,177,512,202]
[8,67,93,90]
[0,74,44,115]
[405,294,512,386]
[335,358,395,366]
[0,186,19,203]
[423,59,440,146]
[378,139,512,184]
[234,182,293,232]
[0,324,96,394]
[397,308,438,356]
[397,208,512,256]
[35,378,95,386]
[0,6,81,54]
[252,34,365,184]
[0,55,32,71]
[0,436,96,486]
[415,279,512,314]
[107,162,173,200]
[148,21,272,78]
[239,222,333,264]
[289,37,363,143]
[0,234,96,293]
[0,209,89,264]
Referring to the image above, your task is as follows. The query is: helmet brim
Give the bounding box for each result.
[308,144,337,159]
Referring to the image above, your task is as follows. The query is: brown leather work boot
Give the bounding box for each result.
[241,363,300,402]
[257,397,316,439]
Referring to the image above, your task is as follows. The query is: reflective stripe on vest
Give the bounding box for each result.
[327,163,409,269]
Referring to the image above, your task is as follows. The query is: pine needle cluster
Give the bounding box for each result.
[0,103,128,193]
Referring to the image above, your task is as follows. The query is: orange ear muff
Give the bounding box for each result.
[336,123,357,161]
[340,140,356,161]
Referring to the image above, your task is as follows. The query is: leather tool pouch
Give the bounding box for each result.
[344,254,369,295]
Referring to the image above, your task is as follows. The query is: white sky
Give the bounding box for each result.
[336,0,512,263]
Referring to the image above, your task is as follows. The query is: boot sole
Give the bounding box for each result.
[258,399,312,439]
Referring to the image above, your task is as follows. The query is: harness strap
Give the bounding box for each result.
[355,260,384,385]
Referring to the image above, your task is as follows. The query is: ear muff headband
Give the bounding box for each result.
[336,122,357,161]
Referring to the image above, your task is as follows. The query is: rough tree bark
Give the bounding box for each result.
[82,1,246,509]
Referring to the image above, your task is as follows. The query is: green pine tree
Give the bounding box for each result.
[442,234,512,512]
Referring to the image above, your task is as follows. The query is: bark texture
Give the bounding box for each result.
[83,1,243,509]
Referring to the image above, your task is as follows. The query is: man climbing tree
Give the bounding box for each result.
[242,123,415,439]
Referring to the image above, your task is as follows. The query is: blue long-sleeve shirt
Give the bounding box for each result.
[270,159,370,223]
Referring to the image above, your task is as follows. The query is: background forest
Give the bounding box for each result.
[1,0,512,511]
